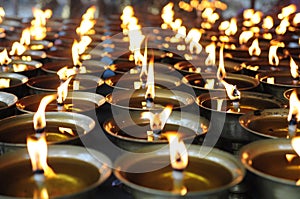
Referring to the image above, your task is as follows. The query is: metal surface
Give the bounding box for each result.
[106,88,195,111]
[0,145,112,199]
[196,91,286,143]
[114,144,245,199]
[0,112,95,154]
[239,139,300,199]
[103,111,209,151]
[239,108,292,139]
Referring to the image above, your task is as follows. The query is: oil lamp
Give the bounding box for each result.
[0,91,17,119]
[240,138,300,199]
[0,72,28,97]
[0,144,112,198]
[103,108,208,151]
[0,48,42,77]
[114,144,245,199]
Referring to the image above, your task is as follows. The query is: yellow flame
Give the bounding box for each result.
[287,89,300,123]
[278,4,297,20]
[13,63,27,72]
[128,29,145,65]
[268,40,284,66]
[72,40,82,67]
[33,95,57,131]
[217,44,240,100]
[178,1,193,12]
[243,9,254,20]
[239,30,254,45]
[251,11,263,25]
[120,6,135,34]
[145,56,155,100]
[141,105,173,131]
[185,28,202,54]
[57,77,72,104]
[34,187,49,199]
[290,57,299,79]
[30,8,50,40]
[20,28,31,46]
[27,133,55,177]
[248,38,261,56]
[58,127,75,136]
[166,133,188,170]
[218,20,229,31]
[225,18,237,36]
[161,2,174,29]
[0,49,12,65]
[57,66,76,81]
[0,7,5,23]
[205,42,216,66]
[9,41,26,56]
[0,78,10,88]
[76,18,96,36]
[275,17,290,35]
[293,13,300,26]
[175,26,186,39]
[82,5,96,20]
[262,16,274,29]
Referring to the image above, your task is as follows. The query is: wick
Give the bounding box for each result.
[172,169,185,194]
[146,94,154,108]
[140,74,147,89]
[293,78,299,85]
[33,169,45,184]
[288,115,297,138]
[35,128,45,135]
[57,102,65,111]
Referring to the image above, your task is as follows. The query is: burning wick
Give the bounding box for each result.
[290,57,299,85]
[145,55,155,108]
[141,105,173,139]
[167,133,188,195]
[287,89,300,138]
[56,77,72,111]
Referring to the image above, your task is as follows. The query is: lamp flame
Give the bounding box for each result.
[275,17,290,35]
[72,40,82,67]
[262,16,274,29]
[185,28,202,54]
[30,8,51,40]
[76,6,96,36]
[57,77,72,105]
[128,29,145,65]
[288,89,300,123]
[0,78,10,88]
[27,134,55,178]
[0,7,5,23]
[145,56,155,100]
[293,13,300,26]
[225,18,237,36]
[205,42,216,66]
[239,30,254,45]
[33,95,57,132]
[248,38,261,56]
[290,57,299,79]
[57,66,76,81]
[20,28,31,46]
[278,4,297,20]
[166,133,188,171]
[268,41,284,66]
[161,2,174,29]
[217,44,241,101]
[9,41,26,56]
[0,49,12,65]
[141,105,173,132]
[58,127,75,136]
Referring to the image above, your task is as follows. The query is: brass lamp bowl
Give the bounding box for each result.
[103,111,209,151]
[240,139,300,199]
[114,144,245,199]
[0,145,112,199]
[239,108,299,139]
[0,72,28,98]
[0,112,95,154]
[0,91,17,119]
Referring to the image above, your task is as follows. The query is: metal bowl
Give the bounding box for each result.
[0,145,112,199]
[27,74,103,94]
[239,139,300,199]
[106,88,195,111]
[239,108,299,139]
[1,60,42,77]
[0,91,17,119]
[103,111,209,151]
[114,144,245,199]
[196,91,286,144]
[0,72,28,98]
[0,112,95,154]
[182,73,260,96]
